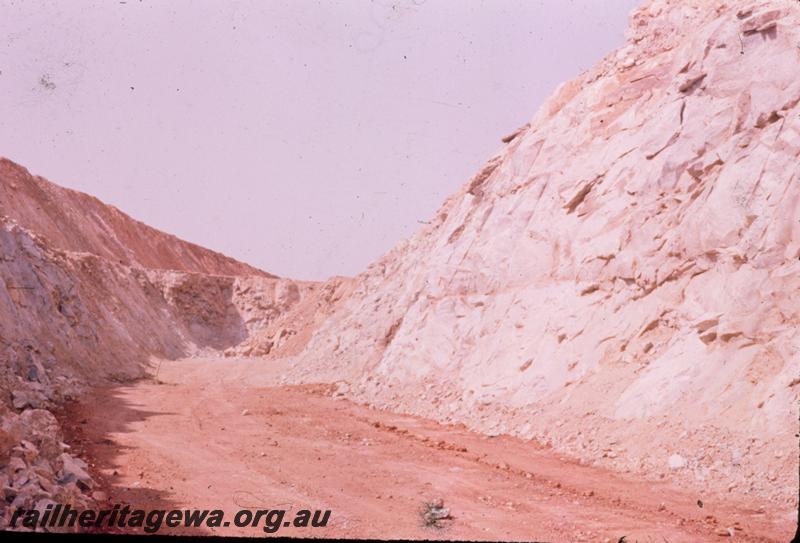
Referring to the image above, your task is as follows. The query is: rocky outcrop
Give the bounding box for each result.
[283,0,800,508]
[227,276,354,358]
[145,270,324,355]
[0,170,310,528]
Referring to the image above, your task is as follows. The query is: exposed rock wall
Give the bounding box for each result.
[0,216,315,385]
[228,276,354,358]
[145,270,323,355]
[0,180,308,528]
[285,0,800,507]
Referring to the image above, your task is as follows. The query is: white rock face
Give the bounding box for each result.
[287,0,800,507]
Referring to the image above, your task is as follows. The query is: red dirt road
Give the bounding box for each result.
[60,358,793,541]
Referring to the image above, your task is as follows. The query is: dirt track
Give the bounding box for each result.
[59,358,792,542]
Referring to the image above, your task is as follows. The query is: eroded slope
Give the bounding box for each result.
[283,0,800,508]
[0,158,270,277]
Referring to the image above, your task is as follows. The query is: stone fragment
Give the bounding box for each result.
[668,454,687,470]
[58,453,93,490]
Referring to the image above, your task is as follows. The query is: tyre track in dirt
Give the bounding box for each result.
[59,358,791,541]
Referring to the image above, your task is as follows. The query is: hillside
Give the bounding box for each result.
[0,158,271,278]
[280,0,800,510]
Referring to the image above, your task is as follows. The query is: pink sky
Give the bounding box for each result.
[0,0,639,280]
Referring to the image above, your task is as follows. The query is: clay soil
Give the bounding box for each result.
[58,358,793,542]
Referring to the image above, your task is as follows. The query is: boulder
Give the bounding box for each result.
[19,409,62,459]
[58,453,93,491]
[11,389,45,410]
